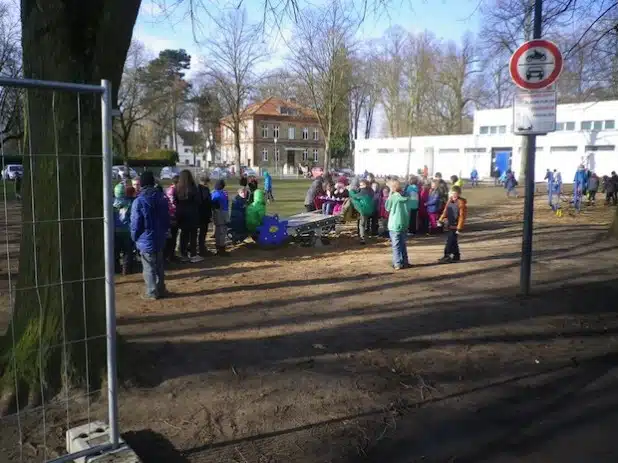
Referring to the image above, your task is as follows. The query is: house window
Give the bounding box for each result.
[498,125,506,134]
[184,148,190,153]
[550,146,578,152]
[273,125,279,138]
[585,145,615,151]
[262,148,268,161]
[302,149,308,161]
[313,149,319,162]
[262,124,268,138]
[302,127,309,140]
[313,128,319,140]
[565,122,575,130]
[275,148,280,162]
[593,120,603,131]
[489,126,497,134]
[185,159,189,165]
[479,126,489,134]
[280,106,297,116]
[377,148,394,153]
[288,126,295,139]
[556,122,564,131]
[581,121,592,130]
[438,148,459,153]
[163,144,169,149]
[605,120,615,130]
[464,148,487,153]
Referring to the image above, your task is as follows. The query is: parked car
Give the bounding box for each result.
[242,167,257,177]
[332,168,354,178]
[210,167,232,179]
[159,166,181,180]
[1,164,23,180]
[112,165,137,180]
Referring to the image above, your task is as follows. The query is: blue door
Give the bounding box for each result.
[493,150,511,176]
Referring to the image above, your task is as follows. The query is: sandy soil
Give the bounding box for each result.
[2,191,618,462]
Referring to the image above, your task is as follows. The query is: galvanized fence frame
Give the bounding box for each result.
[0,77,119,463]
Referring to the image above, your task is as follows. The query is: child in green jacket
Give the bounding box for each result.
[385,180,413,269]
[349,180,376,244]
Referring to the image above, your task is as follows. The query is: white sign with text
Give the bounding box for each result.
[513,90,557,135]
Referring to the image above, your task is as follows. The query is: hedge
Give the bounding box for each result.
[1,149,179,168]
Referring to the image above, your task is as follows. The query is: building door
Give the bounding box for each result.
[491,148,512,176]
[423,147,434,176]
[287,151,295,165]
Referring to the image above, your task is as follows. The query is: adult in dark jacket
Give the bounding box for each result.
[493,167,501,186]
[174,169,202,263]
[587,172,600,204]
[130,171,170,299]
[603,175,615,205]
[304,177,324,211]
[611,171,618,205]
[197,174,213,256]
[229,189,249,243]
[247,175,259,204]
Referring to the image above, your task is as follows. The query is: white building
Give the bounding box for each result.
[354,100,618,183]
[163,130,206,167]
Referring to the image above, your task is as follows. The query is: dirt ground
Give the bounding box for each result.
[2,188,618,462]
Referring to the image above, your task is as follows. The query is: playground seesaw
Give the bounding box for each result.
[253,211,341,247]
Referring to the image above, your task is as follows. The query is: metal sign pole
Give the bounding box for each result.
[520,0,543,296]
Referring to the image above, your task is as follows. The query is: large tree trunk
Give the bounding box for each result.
[0,0,140,409]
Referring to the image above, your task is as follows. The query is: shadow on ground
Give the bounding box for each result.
[124,429,190,463]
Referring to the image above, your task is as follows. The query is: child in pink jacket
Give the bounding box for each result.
[418,182,430,234]
[378,185,390,237]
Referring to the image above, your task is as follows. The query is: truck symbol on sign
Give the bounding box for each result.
[526,67,544,81]
[525,50,547,62]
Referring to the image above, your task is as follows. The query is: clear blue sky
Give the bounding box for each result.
[134,0,482,75]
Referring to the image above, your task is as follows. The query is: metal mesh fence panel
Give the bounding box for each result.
[0,77,119,463]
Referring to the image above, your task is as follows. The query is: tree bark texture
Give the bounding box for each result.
[0,0,140,402]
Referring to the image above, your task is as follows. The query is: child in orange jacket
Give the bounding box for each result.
[438,186,467,263]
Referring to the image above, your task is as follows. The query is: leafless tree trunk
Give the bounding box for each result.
[203,9,264,176]
[288,1,354,172]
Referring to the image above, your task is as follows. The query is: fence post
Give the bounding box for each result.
[101,79,120,448]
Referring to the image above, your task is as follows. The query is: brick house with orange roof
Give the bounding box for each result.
[219,97,324,174]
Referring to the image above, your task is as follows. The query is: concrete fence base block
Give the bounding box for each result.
[66,421,141,463]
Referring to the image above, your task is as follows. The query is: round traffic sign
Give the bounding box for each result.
[509,39,563,90]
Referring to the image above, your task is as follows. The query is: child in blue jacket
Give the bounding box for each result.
[211,180,229,255]
[573,165,587,212]
[264,171,274,203]
[425,180,442,234]
[114,185,135,275]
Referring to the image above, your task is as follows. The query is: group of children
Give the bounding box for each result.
[365,174,467,269]
[545,166,618,213]
[304,171,468,269]
[114,169,243,298]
